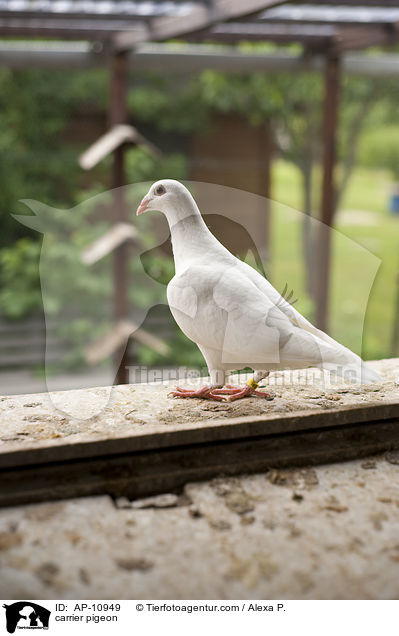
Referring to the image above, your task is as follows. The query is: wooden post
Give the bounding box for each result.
[257,122,273,273]
[316,54,341,332]
[110,51,129,384]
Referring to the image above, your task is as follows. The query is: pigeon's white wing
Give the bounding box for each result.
[211,265,351,369]
[236,259,381,381]
[167,263,344,370]
[238,260,338,344]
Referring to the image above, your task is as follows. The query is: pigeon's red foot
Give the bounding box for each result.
[211,384,273,402]
[168,385,225,401]
[168,384,273,402]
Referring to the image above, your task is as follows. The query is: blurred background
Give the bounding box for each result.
[0,1,399,394]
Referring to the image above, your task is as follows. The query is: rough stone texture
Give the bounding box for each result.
[0,358,398,453]
[0,358,398,599]
[1,456,399,599]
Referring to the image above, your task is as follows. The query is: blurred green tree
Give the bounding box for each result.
[1,58,398,367]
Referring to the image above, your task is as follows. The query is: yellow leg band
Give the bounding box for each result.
[246,378,259,390]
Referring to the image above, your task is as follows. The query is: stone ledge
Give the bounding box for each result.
[0,358,397,454]
[0,359,398,509]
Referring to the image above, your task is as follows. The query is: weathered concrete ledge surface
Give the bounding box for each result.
[0,359,398,599]
[0,358,398,453]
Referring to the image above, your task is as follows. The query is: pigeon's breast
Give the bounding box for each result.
[167,269,228,351]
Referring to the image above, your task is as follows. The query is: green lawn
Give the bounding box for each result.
[270,160,399,360]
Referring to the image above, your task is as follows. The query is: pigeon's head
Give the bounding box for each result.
[137,179,191,216]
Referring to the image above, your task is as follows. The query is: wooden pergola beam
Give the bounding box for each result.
[190,22,337,46]
[316,54,341,332]
[79,124,161,171]
[5,42,399,75]
[333,24,399,53]
[0,18,147,39]
[109,51,130,385]
[257,123,273,268]
[114,0,290,50]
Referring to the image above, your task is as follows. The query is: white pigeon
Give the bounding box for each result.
[137,179,380,401]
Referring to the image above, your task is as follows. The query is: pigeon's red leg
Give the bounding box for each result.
[168,385,225,401]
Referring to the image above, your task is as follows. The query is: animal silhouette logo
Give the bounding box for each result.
[2,602,50,633]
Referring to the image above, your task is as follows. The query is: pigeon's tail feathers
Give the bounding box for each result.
[318,360,381,384]
[359,363,381,383]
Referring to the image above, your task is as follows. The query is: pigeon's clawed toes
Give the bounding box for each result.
[208,385,243,395]
[223,385,274,402]
[168,384,274,403]
[253,389,274,399]
[168,386,225,401]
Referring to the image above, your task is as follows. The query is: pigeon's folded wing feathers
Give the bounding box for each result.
[236,259,381,381]
[168,263,353,370]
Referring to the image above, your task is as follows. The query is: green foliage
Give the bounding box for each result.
[0,67,107,248]
[126,146,187,184]
[273,159,398,360]
[358,125,399,180]
[0,60,397,370]
[0,238,42,319]
[128,72,211,132]
[140,250,175,288]
[128,68,323,134]
[338,73,399,174]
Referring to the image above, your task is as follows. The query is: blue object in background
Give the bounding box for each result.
[390,193,399,215]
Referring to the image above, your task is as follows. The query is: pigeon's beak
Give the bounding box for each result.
[137,196,152,216]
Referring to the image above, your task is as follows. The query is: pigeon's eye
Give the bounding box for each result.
[155,185,166,196]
